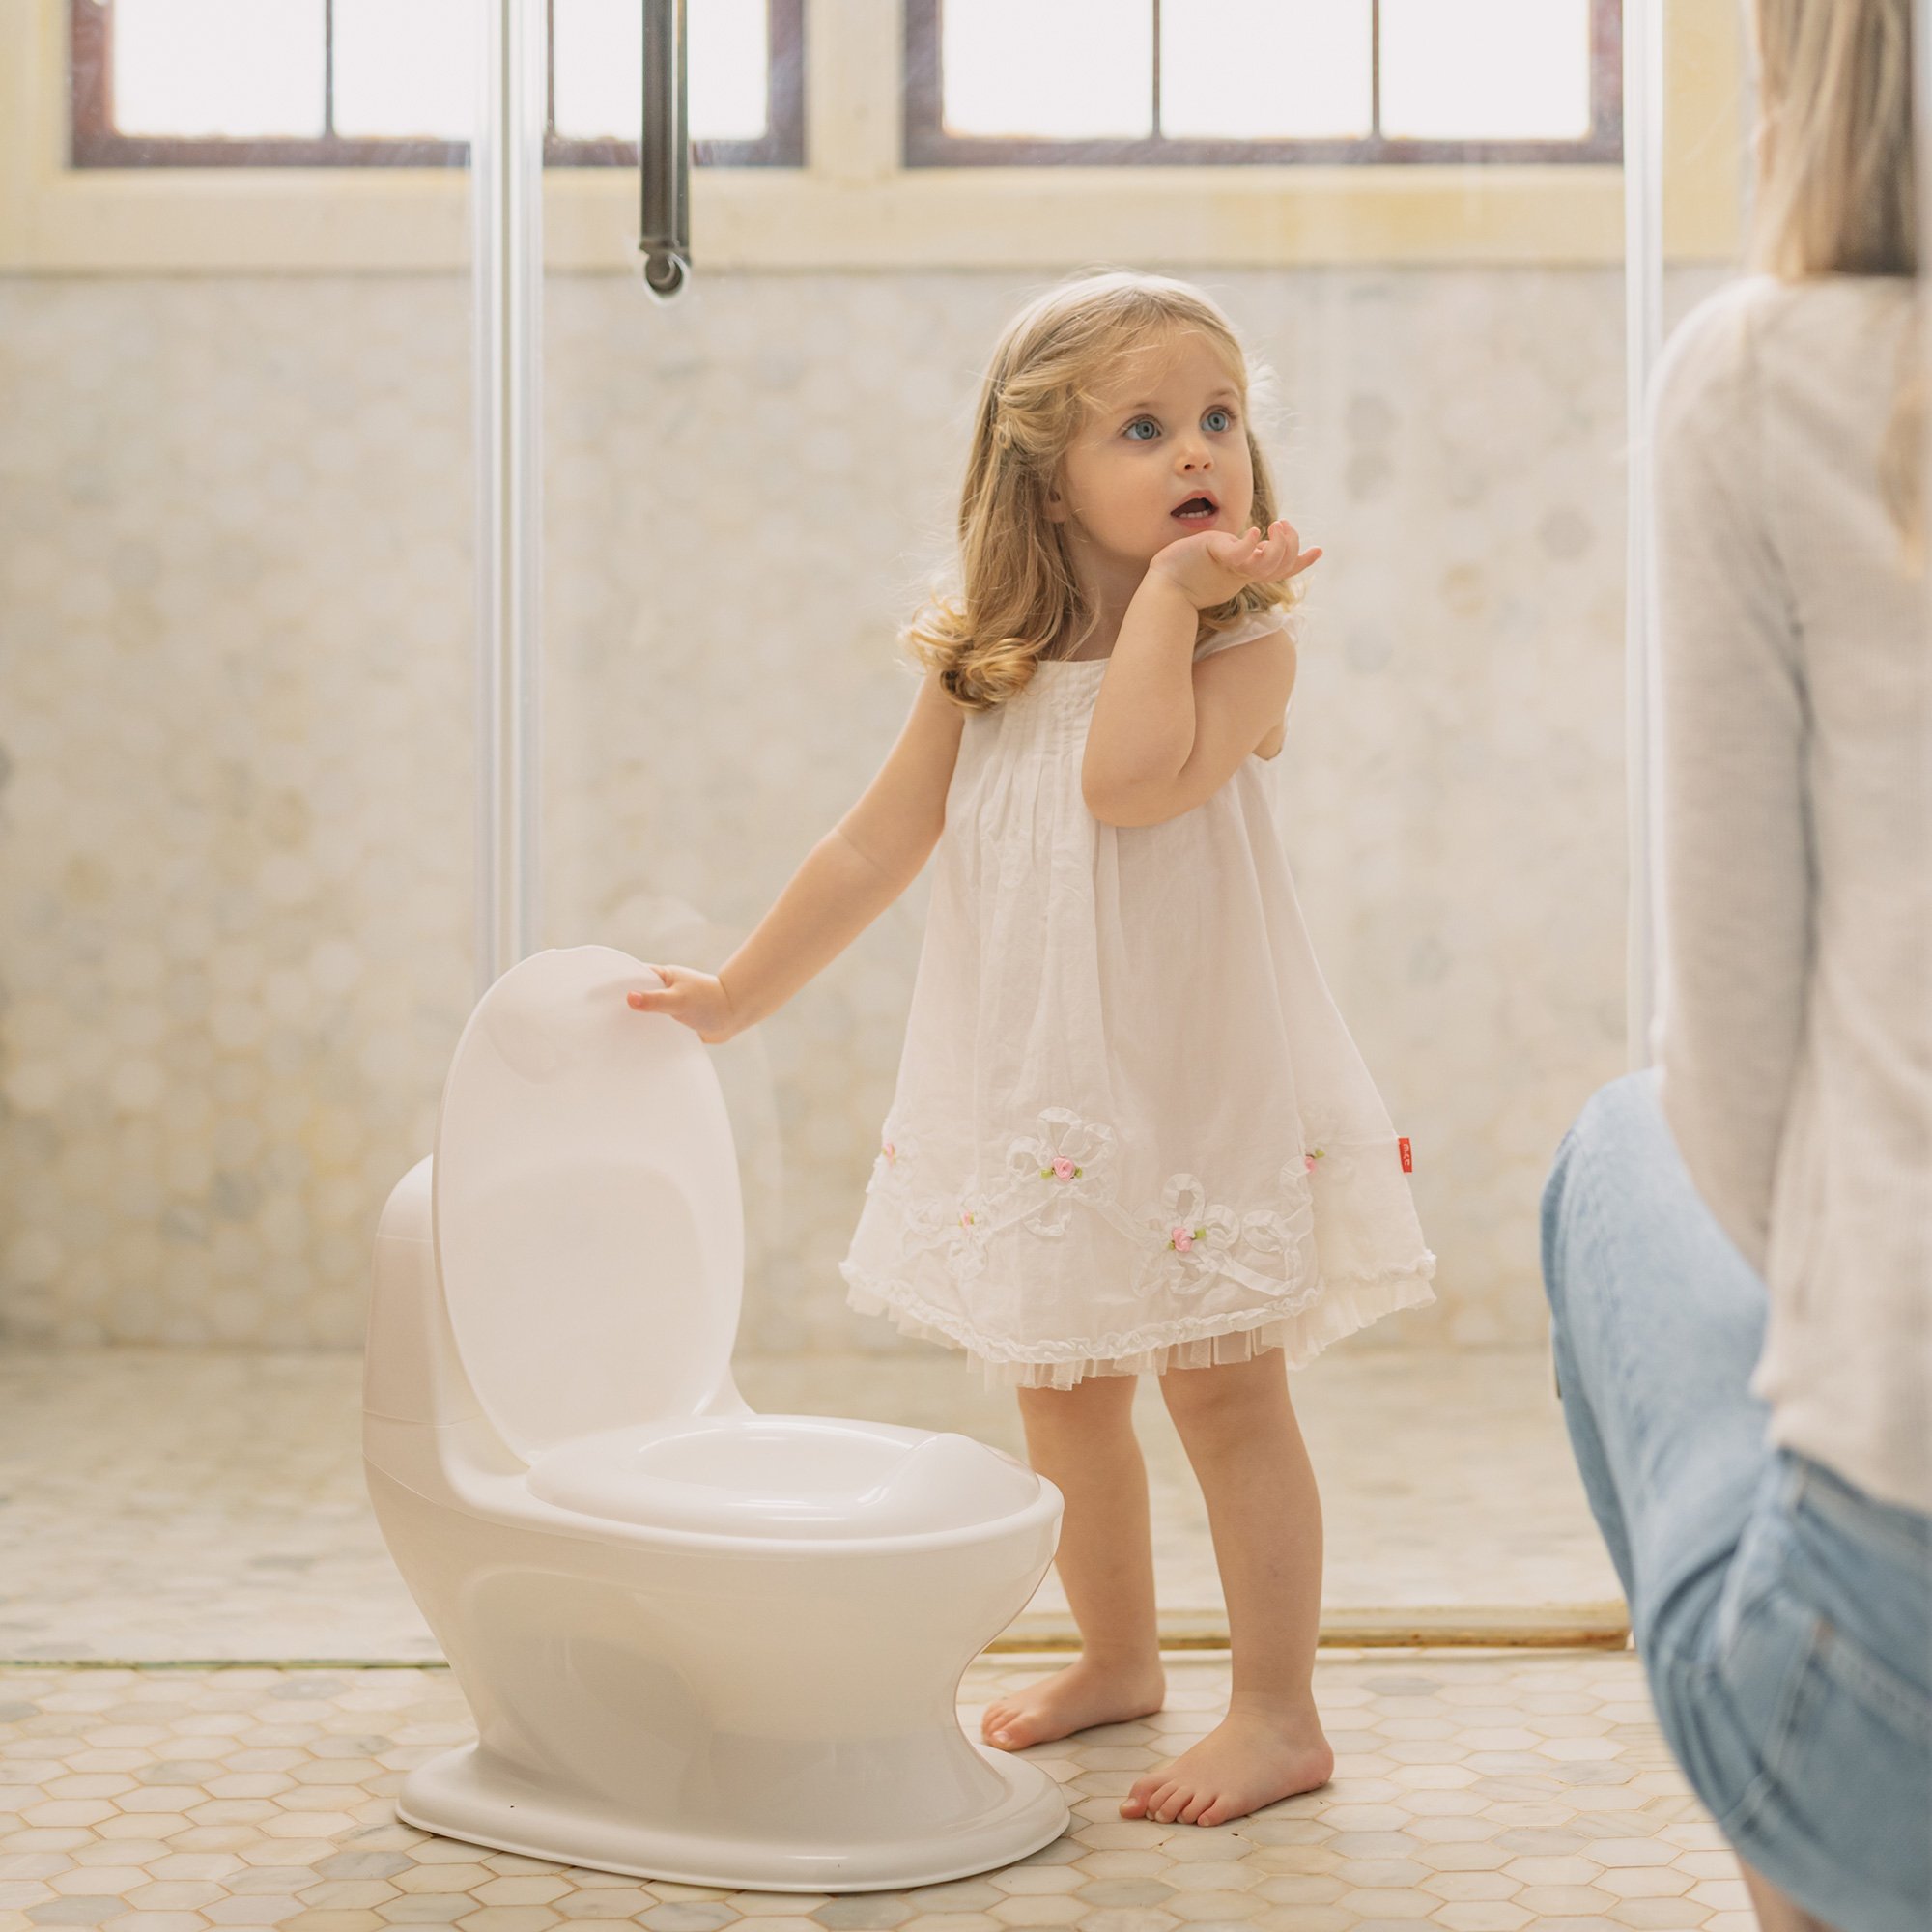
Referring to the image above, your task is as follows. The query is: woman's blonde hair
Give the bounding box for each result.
[1748,0,1914,279]
[1748,0,1921,545]
[906,270,1297,712]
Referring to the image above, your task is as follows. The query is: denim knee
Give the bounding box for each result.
[1541,1069,1662,1320]
[1539,1131,1577,1325]
[1569,1068,1663,1163]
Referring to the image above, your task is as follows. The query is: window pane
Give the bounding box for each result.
[1380,0,1593,141]
[690,0,771,138]
[113,0,325,138]
[1160,0,1372,140]
[554,0,769,142]
[334,0,477,140]
[553,0,637,139]
[942,0,1153,140]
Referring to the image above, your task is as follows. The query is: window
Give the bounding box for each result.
[905,0,1621,166]
[69,0,804,167]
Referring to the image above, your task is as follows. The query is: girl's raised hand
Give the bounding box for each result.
[1149,517,1322,610]
[626,964,739,1044]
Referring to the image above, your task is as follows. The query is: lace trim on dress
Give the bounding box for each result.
[842,1258,1437,1390]
[845,1102,1437,1387]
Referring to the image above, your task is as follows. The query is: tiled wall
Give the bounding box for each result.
[0,266,1649,1352]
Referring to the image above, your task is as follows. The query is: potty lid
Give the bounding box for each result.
[431,945,745,1462]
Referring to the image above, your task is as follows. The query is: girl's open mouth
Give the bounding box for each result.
[1172,496,1218,524]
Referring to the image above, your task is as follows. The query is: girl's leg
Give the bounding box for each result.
[980,1370,1167,1750]
[1120,1349,1334,1827]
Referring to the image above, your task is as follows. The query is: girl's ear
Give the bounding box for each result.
[1043,479,1069,525]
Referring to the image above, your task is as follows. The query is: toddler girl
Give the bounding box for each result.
[629,270,1435,1829]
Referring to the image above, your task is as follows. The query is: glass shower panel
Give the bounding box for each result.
[0,11,475,1355]
[537,8,804,1363]
[1273,388,1621,1336]
[1662,0,1748,329]
[533,0,1659,1621]
[1626,0,1751,1058]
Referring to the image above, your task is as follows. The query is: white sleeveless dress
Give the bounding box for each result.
[838,607,1436,1389]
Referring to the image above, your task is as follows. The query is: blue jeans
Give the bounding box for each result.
[1541,1070,1931,1932]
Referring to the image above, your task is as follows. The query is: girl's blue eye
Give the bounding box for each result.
[1124,418,1159,440]
[1204,407,1234,433]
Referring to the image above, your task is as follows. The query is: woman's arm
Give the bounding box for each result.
[1651,286,1811,1276]
[631,665,966,1041]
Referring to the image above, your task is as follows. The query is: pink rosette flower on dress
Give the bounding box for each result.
[1287,1121,1406,1277]
[866,1122,919,1196]
[948,1187,998,1281]
[1145,1173,1242,1295]
[1295,1119,1366,1188]
[1297,1118,1411,1197]
[1004,1107,1117,1237]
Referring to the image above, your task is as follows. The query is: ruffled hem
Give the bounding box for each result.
[838,1253,1437,1392]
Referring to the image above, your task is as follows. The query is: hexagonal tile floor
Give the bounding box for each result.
[0,1350,1623,1664]
[0,1652,1753,1932]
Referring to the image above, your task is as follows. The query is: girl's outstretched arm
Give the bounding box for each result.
[629,666,966,1042]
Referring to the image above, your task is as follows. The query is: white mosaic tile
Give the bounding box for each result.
[0,1650,1746,1930]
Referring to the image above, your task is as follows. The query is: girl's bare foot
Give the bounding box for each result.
[1121,1694,1334,1827]
[980,1654,1167,1751]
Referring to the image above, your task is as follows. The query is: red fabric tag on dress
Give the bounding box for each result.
[1398,1137,1412,1173]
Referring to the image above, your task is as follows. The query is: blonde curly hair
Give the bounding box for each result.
[906,270,1300,713]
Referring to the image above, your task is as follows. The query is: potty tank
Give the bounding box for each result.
[363,1156,487,1431]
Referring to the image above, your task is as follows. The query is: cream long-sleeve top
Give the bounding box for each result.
[1650,272,1931,1517]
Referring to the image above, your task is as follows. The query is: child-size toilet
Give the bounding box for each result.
[361,944,1067,1892]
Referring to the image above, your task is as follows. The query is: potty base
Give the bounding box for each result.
[396,1739,1070,1893]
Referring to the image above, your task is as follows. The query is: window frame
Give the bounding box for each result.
[902,0,1622,168]
[68,0,807,168]
[11,0,1745,275]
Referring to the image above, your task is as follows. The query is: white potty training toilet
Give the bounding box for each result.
[362,945,1068,1891]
